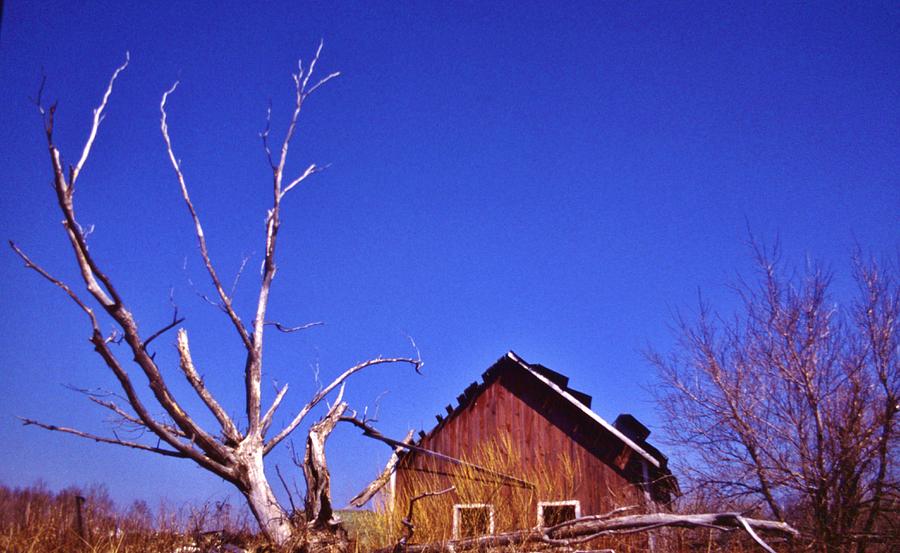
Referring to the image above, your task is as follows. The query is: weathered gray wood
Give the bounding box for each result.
[376,512,798,553]
[14,43,418,549]
[349,429,416,508]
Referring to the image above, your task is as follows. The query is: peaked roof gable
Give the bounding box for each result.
[504,351,661,469]
[419,351,662,469]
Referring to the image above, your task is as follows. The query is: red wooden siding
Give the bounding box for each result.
[393,361,649,524]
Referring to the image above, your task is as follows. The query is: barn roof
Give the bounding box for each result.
[419,351,666,470]
[505,351,663,469]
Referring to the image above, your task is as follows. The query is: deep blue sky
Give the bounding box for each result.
[1,2,897,512]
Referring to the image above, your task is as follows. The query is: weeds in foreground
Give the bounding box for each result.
[347,431,788,553]
[351,431,653,552]
[1,477,799,552]
[0,481,263,553]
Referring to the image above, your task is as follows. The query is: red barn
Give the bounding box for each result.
[388,351,678,541]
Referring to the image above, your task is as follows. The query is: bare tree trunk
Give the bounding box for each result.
[238,447,293,545]
[303,396,348,529]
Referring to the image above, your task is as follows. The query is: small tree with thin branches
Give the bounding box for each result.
[649,243,899,553]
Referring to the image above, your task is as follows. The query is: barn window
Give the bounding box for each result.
[452,504,494,539]
[537,500,580,527]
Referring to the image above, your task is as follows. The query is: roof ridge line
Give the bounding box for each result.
[505,351,660,469]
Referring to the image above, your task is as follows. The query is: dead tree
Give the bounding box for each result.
[12,44,422,547]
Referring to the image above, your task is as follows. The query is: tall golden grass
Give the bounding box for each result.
[2,470,787,553]
[348,430,786,552]
[351,431,658,552]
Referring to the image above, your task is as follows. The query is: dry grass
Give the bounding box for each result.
[0,481,264,553]
[346,430,795,552]
[352,431,659,553]
[1,474,794,553]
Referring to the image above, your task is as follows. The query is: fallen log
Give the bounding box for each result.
[374,512,799,553]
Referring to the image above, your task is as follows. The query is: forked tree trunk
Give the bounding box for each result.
[237,446,294,545]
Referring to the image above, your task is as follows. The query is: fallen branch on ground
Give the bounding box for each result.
[373,511,799,553]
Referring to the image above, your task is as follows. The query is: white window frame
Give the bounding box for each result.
[452,503,495,539]
[537,500,581,527]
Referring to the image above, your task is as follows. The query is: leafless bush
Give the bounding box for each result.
[649,243,899,552]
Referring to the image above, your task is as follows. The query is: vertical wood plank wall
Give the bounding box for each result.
[394,364,646,525]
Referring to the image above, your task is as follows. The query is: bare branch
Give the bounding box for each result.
[377,512,798,553]
[299,40,342,97]
[176,329,241,441]
[300,40,324,91]
[281,163,327,199]
[6,246,208,459]
[230,255,251,298]
[349,429,415,508]
[275,464,297,515]
[339,414,534,490]
[87,330,234,477]
[143,315,185,351]
[406,335,424,375]
[160,82,253,351]
[70,52,129,186]
[305,71,341,97]
[30,73,48,114]
[87,395,149,427]
[265,356,423,454]
[20,417,187,458]
[260,383,290,436]
[86,396,188,438]
[259,101,275,170]
[651,245,900,548]
[21,50,365,546]
[81,394,193,443]
[25,66,236,472]
[735,515,778,553]
[595,505,639,520]
[394,486,456,551]
[248,46,319,437]
[183,258,223,309]
[244,42,341,441]
[104,327,124,345]
[264,320,325,333]
[9,241,97,325]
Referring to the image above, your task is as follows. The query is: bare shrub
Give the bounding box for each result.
[649,244,899,552]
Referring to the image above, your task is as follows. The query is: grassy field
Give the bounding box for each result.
[0,480,789,553]
[0,430,810,553]
[344,432,773,553]
[0,482,265,552]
